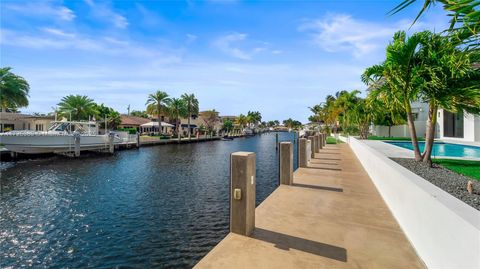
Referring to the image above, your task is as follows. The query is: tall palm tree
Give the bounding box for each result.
[362,31,426,161]
[146,91,171,134]
[181,93,199,140]
[235,114,248,130]
[335,90,361,132]
[0,67,30,110]
[57,95,97,121]
[415,32,480,164]
[167,98,187,141]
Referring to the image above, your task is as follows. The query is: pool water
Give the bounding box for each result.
[386,141,480,158]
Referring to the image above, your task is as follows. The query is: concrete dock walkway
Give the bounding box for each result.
[195,143,425,269]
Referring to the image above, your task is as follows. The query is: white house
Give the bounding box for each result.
[437,109,480,143]
[371,104,480,143]
[371,102,429,138]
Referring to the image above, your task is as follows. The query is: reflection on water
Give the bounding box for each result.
[0,132,297,268]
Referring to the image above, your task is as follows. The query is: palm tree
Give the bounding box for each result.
[181,93,199,140]
[415,32,480,164]
[335,90,361,133]
[362,31,426,161]
[57,95,97,121]
[246,111,262,129]
[0,67,30,110]
[235,114,248,130]
[146,91,171,135]
[390,0,479,47]
[167,98,187,141]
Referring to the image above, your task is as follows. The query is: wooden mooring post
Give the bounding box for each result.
[74,133,81,157]
[230,152,256,236]
[308,136,316,159]
[279,142,293,185]
[298,138,308,168]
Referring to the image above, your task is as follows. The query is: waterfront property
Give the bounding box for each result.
[118,115,150,131]
[370,104,480,143]
[0,112,54,132]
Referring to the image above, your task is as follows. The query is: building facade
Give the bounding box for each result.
[0,112,54,132]
[437,109,480,143]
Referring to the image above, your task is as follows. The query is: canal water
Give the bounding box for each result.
[0,132,297,268]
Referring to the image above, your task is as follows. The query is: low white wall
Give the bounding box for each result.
[372,121,428,138]
[346,137,480,269]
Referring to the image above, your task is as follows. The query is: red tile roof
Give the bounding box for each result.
[120,115,150,126]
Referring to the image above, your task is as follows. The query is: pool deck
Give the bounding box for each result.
[194,143,425,269]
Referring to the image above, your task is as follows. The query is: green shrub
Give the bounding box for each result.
[117,128,137,134]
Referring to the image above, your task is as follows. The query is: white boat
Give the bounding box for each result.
[0,121,122,154]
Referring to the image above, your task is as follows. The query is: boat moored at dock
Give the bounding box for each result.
[0,121,122,154]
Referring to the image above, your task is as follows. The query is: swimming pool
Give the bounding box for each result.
[386,141,480,158]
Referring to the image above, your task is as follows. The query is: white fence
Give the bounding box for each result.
[371,121,428,138]
[344,136,480,269]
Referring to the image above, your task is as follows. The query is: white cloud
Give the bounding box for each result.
[213,33,252,60]
[299,14,397,58]
[84,0,128,29]
[0,28,181,61]
[298,13,449,59]
[4,2,75,21]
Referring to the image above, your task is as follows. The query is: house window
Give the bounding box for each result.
[3,124,14,132]
[28,123,31,130]
[36,124,44,131]
[443,111,464,138]
[23,123,26,129]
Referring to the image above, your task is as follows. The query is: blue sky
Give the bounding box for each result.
[1,0,447,122]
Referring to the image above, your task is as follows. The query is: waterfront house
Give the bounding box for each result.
[140,121,174,135]
[437,110,480,143]
[370,102,429,138]
[370,102,480,142]
[118,115,150,131]
[0,112,54,132]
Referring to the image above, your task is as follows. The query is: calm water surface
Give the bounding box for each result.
[0,132,297,268]
[386,141,480,158]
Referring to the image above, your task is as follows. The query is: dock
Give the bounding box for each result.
[194,143,425,268]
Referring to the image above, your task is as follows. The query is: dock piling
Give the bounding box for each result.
[314,134,320,153]
[108,133,115,154]
[230,151,256,236]
[279,142,293,185]
[74,133,80,157]
[308,136,316,159]
[275,133,279,150]
[319,133,323,150]
[298,138,308,168]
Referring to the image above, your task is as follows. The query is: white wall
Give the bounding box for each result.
[475,116,480,142]
[345,136,480,269]
[372,120,427,138]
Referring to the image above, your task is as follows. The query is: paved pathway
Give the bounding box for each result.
[195,143,425,269]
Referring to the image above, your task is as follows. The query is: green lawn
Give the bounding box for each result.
[326,137,342,144]
[433,159,480,181]
[367,136,425,141]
